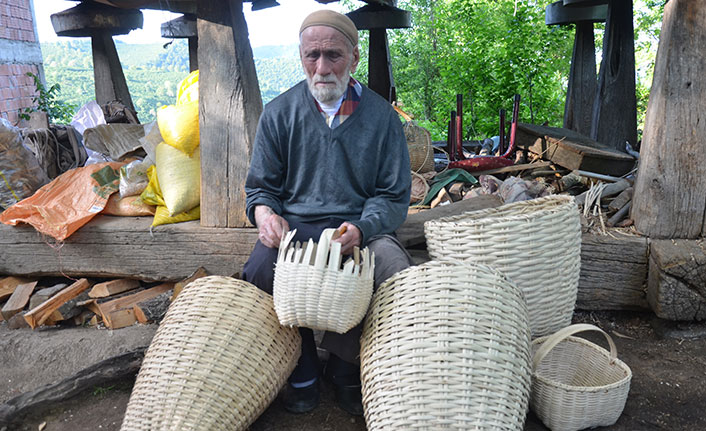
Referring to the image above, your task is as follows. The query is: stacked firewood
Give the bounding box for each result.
[0,268,208,330]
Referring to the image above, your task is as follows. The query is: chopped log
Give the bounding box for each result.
[134,291,171,324]
[23,279,91,329]
[198,0,262,227]
[7,312,30,329]
[97,283,174,329]
[0,348,146,427]
[0,277,33,302]
[575,178,631,206]
[88,278,140,298]
[648,239,706,321]
[28,284,67,310]
[577,233,649,310]
[52,291,91,322]
[447,182,465,201]
[430,187,452,208]
[1,281,37,321]
[396,194,503,247]
[172,267,209,301]
[515,123,635,176]
[608,187,633,212]
[631,0,706,239]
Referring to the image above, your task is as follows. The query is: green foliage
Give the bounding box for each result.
[389,0,573,141]
[19,72,77,124]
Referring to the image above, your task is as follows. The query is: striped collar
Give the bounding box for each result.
[314,78,362,128]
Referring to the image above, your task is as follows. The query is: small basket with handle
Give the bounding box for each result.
[530,323,632,431]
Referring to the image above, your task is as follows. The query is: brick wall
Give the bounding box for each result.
[0,0,42,126]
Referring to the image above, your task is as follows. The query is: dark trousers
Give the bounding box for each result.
[242,218,411,384]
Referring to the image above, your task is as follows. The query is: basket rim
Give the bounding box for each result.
[531,335,632,392]
[426,194,576,227]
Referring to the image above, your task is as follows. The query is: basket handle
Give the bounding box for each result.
[532,323,618,371]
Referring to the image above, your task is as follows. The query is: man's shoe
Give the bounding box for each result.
[281,381,320,414]
[333,382,364,416]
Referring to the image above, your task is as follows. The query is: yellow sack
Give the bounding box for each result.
[152,205,200,227]
[156,141,200,217]
[140,164,200,227]
[176,70,199,105]
[157,101,199,156]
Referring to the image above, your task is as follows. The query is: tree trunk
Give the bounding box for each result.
[632,0,706,238]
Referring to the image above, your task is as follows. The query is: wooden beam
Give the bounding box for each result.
[632,0,706,239]
[197,0,262,227]
[1,281,37,321]
[463,161,552,177]
[564,21,597,136]
[368,28,393,101]
[23,279,91,329]
[0,215,258,282]
[91,31,136,112]
[577,233,649,311]
[590,0,637,150]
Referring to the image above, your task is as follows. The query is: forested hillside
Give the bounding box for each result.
[40,40,304,123]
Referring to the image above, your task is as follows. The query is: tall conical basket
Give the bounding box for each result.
[121,276,301,431]
[424,194,581,337]
[361,261,532,430]
[273,228,375,334]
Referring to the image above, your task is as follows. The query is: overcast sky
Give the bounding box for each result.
[32,0,344,47]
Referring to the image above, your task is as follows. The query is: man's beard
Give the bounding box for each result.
[307,69,350,104]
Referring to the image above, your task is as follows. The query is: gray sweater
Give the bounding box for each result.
[245,80,411,245]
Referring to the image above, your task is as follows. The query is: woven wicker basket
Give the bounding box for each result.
[121,276,301,431]
[424,194,581,337]
[394,105,435,173]
[361,261,532,430]
[530,324,632,431]
[273,228,375,334]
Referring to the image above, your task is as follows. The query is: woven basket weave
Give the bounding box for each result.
[394,105,435,173]
[273,228,375,333]
[424,194,581,337]
[361,261,531,430]
[121,276,301,431]
[531,324,632,431]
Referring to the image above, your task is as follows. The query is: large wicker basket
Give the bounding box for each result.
[273,228,375,333]
[530,324,632,431]
[424,194,581,337]
[360,261,532,430]
[121,276,301,431]
[394,105,435,173]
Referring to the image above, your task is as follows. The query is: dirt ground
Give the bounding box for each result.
[4,309,706,431]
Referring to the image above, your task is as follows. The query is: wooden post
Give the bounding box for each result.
[564,22,596,136]
[368,28,393,101]
[632,0,706,238]
[590,0,637,151]
[197,0,263,227]
[91,31,136,111]
[161,14,198,72]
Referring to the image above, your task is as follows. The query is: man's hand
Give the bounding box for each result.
[254,205,289,248]
[332,222,361,255]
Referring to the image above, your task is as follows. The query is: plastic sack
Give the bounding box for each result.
[0,162,124,241]
[102,194,155,217]
[119,159,151,198]
[155,141,200,216]
[156,101,199,156]
[139,121,162,165]
[176,70,199,105]
[0,119,50,210]
[83,124,146,161]
[140,164,200,227]
[70,100,106,136]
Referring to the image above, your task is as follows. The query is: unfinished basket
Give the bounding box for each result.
[361,261,531,430]
[530,324,632,431]
[424,194,581,337]
[273,228,375,334]
[121,276,301,431]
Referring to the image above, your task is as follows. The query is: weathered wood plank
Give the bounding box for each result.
[0,277,33,302]
[0,215,258,282]
[564,21,597,136]
[197,0,262,227]
[89,278,140,298]
[632,0,706,239]
[1,282,37,321]
[24,279,91,329]
[647,239,706,321]
[577,233,649,310]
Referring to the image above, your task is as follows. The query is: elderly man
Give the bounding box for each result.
[242,10,412,416]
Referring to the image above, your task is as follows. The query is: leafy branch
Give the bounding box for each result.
[19,72,77,125]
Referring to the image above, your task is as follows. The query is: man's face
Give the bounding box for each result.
[300,26,360,104]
